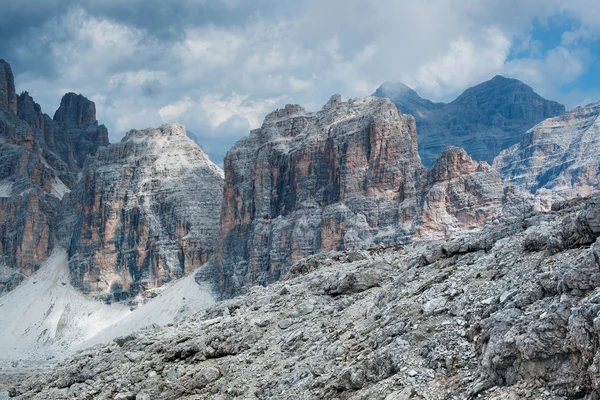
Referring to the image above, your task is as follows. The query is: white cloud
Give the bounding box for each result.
[159,98,193,121]
[7,0,600,155]
[408,28,512,98]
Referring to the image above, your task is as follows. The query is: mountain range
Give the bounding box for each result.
[3,57,600,398]
[374,76,566,166]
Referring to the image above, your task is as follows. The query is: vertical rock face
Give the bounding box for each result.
[216,96,507,297]
[54,93,109,167]
[0,59,17,114]
[494,102,600,200]
[0,60,108,294]
[0,105,58,293]
[420,146,505,236]
[375,76,565,166]
[217,96,422,296]
[67,123,224,300]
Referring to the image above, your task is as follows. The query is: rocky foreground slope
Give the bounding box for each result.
[374,76,565,166]
[215,95,516,298]
[64,123,224,300]
[494,101,600,200]
[11,193,600,399]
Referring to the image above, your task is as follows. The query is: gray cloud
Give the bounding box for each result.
[2,0,600,157]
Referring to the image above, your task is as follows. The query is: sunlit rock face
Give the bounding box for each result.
[375,76,566,166]
[494,102,600,203]
[66,123,224,300]
[216,95,507,297]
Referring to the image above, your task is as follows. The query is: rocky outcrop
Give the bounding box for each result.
[0,60,109,294]
[375,76,565,166]
[494,102,600,203]
[216,96,423,297]
[13,194,600,400]
[0,62,59,292]
[0,59,17,114]
[66,123,224,300]
[53,93,109,168]
[215,96,508,298]
[419,146,505,236]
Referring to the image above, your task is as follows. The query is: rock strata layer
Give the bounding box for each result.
[0,60,105,293]
[66,123,224,300]
[215,96,508,297]
[494,102,600,202]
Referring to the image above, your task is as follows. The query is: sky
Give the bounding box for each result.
[1,0,600,160]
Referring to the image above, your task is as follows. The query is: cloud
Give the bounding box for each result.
[2,0,600,157]
[407,28,512,98]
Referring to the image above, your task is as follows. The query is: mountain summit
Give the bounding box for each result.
[374,76,565,166]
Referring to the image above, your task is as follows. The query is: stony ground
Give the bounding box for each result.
[10,195,600,399]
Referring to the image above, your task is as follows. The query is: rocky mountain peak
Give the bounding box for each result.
[124,122,187,140]
[66,122,224,299]
[16,91,44,130]
[53,92,98,128]
[216,94,513,297]
[429,146,481,181]
[52,92,108,167]
[373,82,443,119]
[374,81,419,99]
[375,76,565,166]
[494,101,600,201]
[323,93,342,109]
[262,103,307,127]
[0,59,17,114]
[122,123,223,177]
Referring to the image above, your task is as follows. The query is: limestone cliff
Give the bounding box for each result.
[66,123,224,300]
[494,102,600,202]
[0,60,108,293]
[53,93,109,168]
[215,96,507,297]
[419,146,505,236]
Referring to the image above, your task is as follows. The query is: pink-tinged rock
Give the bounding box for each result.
[66,123,224,300]
[216,96,507,297]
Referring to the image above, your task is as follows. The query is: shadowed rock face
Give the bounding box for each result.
[494,102,600,201]
[0,60,109,294]
[0,59,17,114]
[65,123,224,300]
[375,76,565,166]
[215,96,507,298]
[53,92,109,168]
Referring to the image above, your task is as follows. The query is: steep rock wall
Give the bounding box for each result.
[66,123,224,300]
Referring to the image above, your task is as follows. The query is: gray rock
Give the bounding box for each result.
[15,195,600,400]
[374,76,565,166]
[65,123,224,298]
[494,102,600,203]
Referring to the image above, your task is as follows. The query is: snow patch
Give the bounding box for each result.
[51,177,70,199]
[0,248,215,369]
[0,180,13,198]
[79,271,215,349]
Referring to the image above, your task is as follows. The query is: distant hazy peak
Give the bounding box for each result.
[374,81,420,98]
[374,75,566,166]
